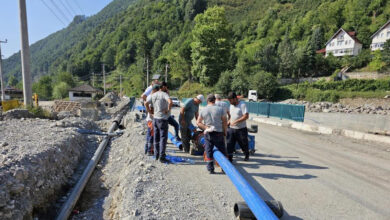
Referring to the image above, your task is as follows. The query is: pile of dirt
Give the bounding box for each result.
[0,117,98,219]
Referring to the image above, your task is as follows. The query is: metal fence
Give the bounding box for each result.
[182,98,305,122]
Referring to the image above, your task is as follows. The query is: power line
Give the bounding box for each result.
[64,0,78,15]
[71,0,84,15]
[40,0,66,25]
[50,0,71,23]
[58,0,75,20]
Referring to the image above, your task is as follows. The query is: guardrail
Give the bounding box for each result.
[181,98,305,122]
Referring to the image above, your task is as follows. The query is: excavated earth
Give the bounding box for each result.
[0,117,100,219]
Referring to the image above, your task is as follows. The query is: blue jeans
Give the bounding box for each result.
[144,125,153,154]
[168,115,180,138]
[153,118,169,159]
[204,132,226,171]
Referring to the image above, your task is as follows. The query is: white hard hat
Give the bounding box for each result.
[196,94,205,103]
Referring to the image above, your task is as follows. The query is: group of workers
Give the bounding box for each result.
[141,81,250,174]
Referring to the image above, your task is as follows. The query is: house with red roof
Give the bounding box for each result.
[325,28,362,57]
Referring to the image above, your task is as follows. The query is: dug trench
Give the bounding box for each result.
[0,98,131,220]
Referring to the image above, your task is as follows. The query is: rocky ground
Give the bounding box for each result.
[0,116,99,219]
[281,99,390,115]
[70,110,237,220]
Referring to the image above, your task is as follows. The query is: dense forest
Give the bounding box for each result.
[3,0,390,100]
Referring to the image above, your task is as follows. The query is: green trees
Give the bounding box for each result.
[191,6,232,86]
[250,71,278,99]
[53,82,71,99]
[32,76,53,100]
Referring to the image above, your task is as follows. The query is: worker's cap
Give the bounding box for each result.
[196,94,205,103]
[215,94,222,99]
[152,84,160,90]
[227,92,237,99]
[207,94,216,103]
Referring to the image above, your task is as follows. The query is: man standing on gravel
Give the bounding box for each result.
[144,84,160,155]
[160,82,181,141]
[179,94,204,152]
[197,94,227,174]
[145,86,173,163]
[227,92,250,162]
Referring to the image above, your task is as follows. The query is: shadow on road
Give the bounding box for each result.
[252,173,317,180]
[241,153,328,170]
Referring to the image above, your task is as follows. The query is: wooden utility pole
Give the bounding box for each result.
[165,64,168,82]
[102,64,106,95]
[19,0,32,105]
[0,39,7,101]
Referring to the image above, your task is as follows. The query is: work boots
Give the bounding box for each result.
[244,153,249,161]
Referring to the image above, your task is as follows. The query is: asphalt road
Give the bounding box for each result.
[169,107,390,219]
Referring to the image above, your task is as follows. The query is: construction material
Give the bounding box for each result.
[168,131,182,149]
[213,148,280,220]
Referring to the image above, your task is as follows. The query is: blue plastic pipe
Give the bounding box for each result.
[168,131,182,149]
[213,148,278,220]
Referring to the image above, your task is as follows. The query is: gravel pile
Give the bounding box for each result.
[0,117,98,219]
[280,99,390,115]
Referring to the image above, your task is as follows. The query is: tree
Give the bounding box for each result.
[53,82,70,99]
[215,70,233,95]
[278,36,297,78]
[8,75,19,87]
[191,6,233,86]
[381,39,390,66]
[250,71,278,99]
[55,72,76,88]
[32,75,53,100]
[254,44,279,74]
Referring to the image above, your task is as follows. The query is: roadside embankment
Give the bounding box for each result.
[0,117,99,219]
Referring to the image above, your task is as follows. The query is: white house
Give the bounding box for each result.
[68,84,101,101]
[325,28,362,57]
[370,20,390,51]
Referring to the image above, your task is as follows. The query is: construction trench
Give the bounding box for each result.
[0,97,282,220]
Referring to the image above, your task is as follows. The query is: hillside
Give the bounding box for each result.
[2,0,137,82]
[4,0,390,99]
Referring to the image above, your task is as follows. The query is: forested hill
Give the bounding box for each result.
[2,0,137,82]
[4,0,390,99]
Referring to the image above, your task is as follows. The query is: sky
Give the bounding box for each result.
[0,0,113,59]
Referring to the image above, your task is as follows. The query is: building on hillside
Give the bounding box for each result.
[325,28,362,57]
[370,20,390,51]
[2,86,23,100]
[68,84,101,101]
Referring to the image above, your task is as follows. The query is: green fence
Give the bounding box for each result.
[182,98,305,122]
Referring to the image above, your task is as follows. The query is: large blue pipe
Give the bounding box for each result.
[213,148,278,220]
[168,131,182,149]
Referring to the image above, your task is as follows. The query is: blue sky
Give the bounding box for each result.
[0,0,113,58]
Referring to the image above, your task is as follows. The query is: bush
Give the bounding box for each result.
[53,82,71,99]
[305,89,340,103]
[177,81,214,99]
[26,106,51,118]
[250,71,278,99]
[273,87,293,101]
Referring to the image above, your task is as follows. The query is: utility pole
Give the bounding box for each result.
[119,74,122,97]
[146,58,149,87]
[19,0,32,106]
[102,64,106,95]
[165,64,169,82]
[92,72,95,87]
[0,39,7,102]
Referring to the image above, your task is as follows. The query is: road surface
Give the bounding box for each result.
[170,107,390,219]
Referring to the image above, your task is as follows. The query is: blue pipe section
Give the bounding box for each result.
[213,148,278,220]
[168,131,182,149]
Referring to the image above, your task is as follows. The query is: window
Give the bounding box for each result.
[387,31,390,37]
[381,33,384,37]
